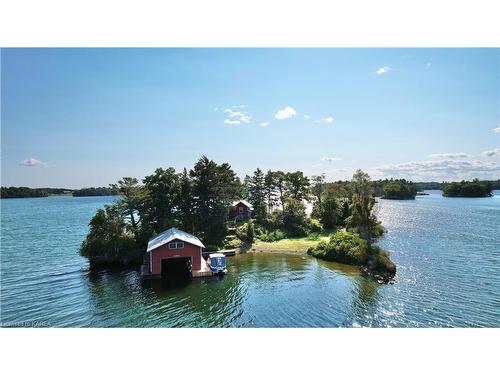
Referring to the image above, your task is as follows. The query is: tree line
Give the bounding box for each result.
[0,186,49,198]
[443,179,493,197]
[72,187,118,197]
[80,156,385,264]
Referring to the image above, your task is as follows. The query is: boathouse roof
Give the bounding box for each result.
[147,227,205,252]
[232,199,253,208]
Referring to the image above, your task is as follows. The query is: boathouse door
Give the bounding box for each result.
[160,257,192,280]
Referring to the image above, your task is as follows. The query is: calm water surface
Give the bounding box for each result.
[1,191,499,327]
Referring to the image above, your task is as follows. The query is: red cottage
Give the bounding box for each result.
[144,228,206,279]
[231,200,253,221]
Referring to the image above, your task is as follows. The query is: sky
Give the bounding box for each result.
[1,48,499,188]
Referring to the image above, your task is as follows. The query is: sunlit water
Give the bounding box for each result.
[1,191,499,327]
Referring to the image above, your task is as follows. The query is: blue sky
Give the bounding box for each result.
[1,48,499,188]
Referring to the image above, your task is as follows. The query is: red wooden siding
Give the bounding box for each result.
[150,241,202,274]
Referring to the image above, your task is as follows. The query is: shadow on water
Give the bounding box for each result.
[143,275,193,295]
[350,275,382,326]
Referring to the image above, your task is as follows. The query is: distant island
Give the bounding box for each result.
[381,179,417,200]
[414,180,500,191]
[443,180,493,197]
[1,186,117,198]
[72,187,118,197]
[0,187,49,198]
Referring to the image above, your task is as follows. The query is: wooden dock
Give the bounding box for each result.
[141,256,226,279]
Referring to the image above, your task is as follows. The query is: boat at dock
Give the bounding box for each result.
[207,253,227,274]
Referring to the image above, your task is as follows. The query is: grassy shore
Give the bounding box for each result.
[241,230,334,254]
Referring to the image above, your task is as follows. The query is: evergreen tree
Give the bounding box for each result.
[178,168,195,232]
[247,168,266,208]
[190,156,241,247]
[142,167,181,234]
[264,170,279,212]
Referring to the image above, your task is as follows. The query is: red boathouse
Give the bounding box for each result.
[145,228,206,279]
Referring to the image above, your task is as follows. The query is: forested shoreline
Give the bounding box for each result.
[3,179,498,199]
[78,156,397,279]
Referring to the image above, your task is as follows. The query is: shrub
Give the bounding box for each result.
[257,229,287,242]
[368,246,396,274]
[307,218,323,233]
[223,235,242,249]
[307,230,396,276]
[246,221,255,243]
[236,222,250,241]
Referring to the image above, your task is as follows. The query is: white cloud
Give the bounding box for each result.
[320,156,341,162]
[376,159,499,180]
[19,157,46,167]
[428,152,469,159]
[376,66,390,75]
[274,106,297,120]
[493,126,500,133]
[316,116,334,124]
[232,104,247,109]
[260,122,269,127]
[223,108,251,125]
[483,148,500,157]
[303,114,311,120]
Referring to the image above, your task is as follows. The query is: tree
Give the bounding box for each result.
[178,168,195,232]
[272,171,288,209]
[316,183,341,229]
[190,156,241,247]
[281,197,308,237]
[347,170,381,244]
[142,168,181,234]
[79,205,138,262]
[110,177,145,231]
[310,174,326,205]
[264,170,279,212]
[247,168,266,208]
[286,171,310,201]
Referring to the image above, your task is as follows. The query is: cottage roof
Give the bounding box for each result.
[233,199,253,209]
[147,227,205,252]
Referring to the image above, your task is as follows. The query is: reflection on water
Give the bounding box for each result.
[1,192,500,327]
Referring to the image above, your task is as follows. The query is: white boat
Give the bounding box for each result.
[207,253,227,274]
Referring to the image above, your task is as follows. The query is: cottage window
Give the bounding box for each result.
[239,206,244,214]
[168,241,184,249]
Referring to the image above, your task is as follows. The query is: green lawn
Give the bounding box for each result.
[250,231,334,253]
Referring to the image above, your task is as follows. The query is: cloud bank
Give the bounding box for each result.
[428,152,469,159]
[376,159,499,181]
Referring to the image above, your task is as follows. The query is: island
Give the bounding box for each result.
[79,158,396,282]
[381,179,417,200]
[72,187,117,197]
[1,186,49,198]
[443,180,493,197]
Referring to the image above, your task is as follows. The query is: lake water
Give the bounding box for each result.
[1,191,499,327]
